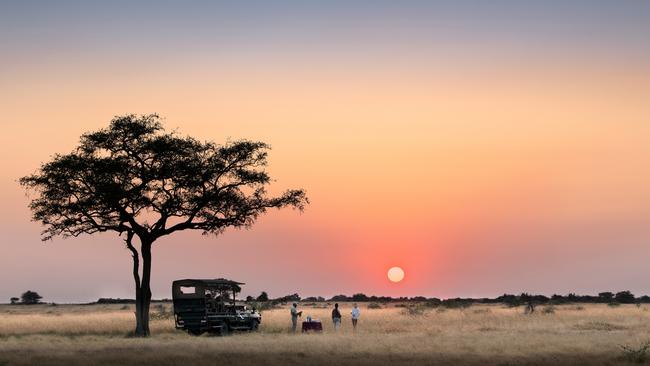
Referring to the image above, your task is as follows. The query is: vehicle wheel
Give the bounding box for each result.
[250,320,259,331]
[219,323,229,336]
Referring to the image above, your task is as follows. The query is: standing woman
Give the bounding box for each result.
[332,303,342,332]
[351,303,360,331]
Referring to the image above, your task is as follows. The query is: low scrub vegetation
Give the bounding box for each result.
[620,340,650,363]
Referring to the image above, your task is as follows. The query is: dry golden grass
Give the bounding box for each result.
[1,302,649,365]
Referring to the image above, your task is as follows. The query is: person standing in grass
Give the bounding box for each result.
[351,303,360,331]
[332,303,342,332]
[290,303,302,333]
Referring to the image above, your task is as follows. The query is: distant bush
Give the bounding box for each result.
[9,297,19,305]
[402,304,427,317]
[442,299,472,309]
[96,298,135,304]
[497,294,520,307]
[274,293,300,303]
[329,294,349,302]
[424,299,441,308]
[367,303,382,309]
[256,292,269,302]
[303,296,325,302]
[352,293,369,301]
[608,302,622,308]
[598,292,614,302]
[149,303,173,320]
[541,306,555,314]
[249,301,277,312]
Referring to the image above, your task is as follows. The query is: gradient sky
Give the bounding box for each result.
[1,1,649,302]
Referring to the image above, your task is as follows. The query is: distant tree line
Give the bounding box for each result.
[95,298,170,304]
[243,290,647,306]
[17,290,643,306]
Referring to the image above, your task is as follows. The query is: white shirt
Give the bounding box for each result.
[351,307,360,319]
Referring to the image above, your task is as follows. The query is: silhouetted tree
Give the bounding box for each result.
[496,294,519,307]
[20,115,308,336]
[329,294,350,302]
[256,291,269,302]
[566,293,580,302]
[9,297,19,305]
[598,292,614,303]
[275,293,301,302]
[20,291,42,304]
[638,295,650,303]
[615,291,635,304]
[352,293,369,301]
[303,296,326,302]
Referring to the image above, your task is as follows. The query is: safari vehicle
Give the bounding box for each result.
[172,278,261,335]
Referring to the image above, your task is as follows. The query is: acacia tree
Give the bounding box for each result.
[20,291,43,304]
[20,114,308,336]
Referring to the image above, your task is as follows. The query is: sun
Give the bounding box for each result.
[387,266,405,283]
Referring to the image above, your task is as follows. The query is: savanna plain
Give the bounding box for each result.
[1,302,649,365]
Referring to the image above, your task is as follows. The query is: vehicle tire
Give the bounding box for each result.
[219,322,229,336]
[250,320,259,331]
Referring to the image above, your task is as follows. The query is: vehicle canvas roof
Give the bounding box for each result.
[173,278,244,288]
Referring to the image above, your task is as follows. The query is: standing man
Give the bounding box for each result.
[351,303,360,331]
[290,303,302,333]
[332,303,342,332]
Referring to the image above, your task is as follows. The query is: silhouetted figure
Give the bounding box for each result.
[290,303,302,333]
[351,303,360,331]
[525,300,535,314]
[332,303,342,331]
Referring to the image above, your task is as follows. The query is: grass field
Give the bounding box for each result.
[1,302,649,365]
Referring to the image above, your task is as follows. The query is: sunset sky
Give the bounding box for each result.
[1,1,649,302]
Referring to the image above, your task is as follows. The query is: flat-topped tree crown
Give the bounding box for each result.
[21,114,307,242]
[20,114,308,336]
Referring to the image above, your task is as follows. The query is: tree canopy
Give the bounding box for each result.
[20,114,307,243]
[20,291,42,304]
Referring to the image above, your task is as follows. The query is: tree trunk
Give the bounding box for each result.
[134,285,151,336]
[126,233,152,337]
[139,240,153,336]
